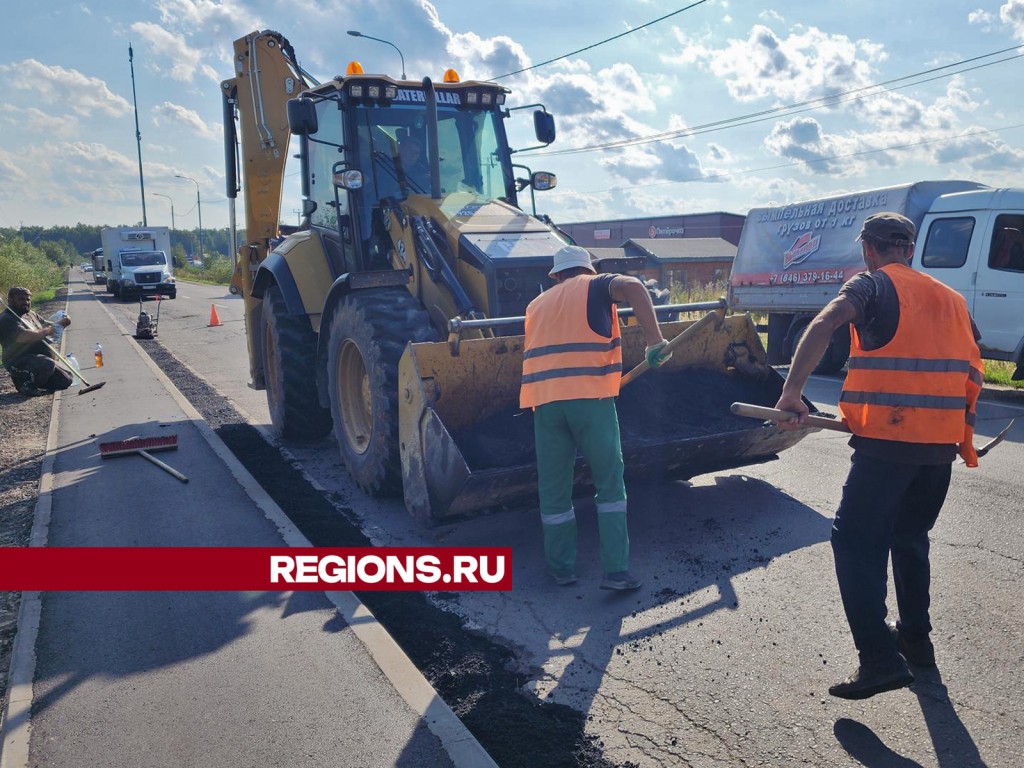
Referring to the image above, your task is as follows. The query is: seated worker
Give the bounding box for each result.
[0,287,73,396]
[991,227,1024,271]
[395,132,430,194]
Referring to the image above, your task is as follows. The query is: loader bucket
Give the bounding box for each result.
[398,313,814,522]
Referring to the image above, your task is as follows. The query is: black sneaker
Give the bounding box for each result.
[888,622,936,667]
[829,663,914,700]
[600,571,642,590]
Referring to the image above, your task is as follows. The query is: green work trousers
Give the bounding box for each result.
[534,397,629,577]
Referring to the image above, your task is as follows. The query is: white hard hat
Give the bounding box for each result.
[549,245,596,277]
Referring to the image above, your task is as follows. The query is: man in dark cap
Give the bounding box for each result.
[774,212,983,700]
[0,287,73,396]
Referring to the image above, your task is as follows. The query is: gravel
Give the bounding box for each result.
[0,295,61,708]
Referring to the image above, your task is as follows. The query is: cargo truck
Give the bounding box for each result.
[89,247,106,285]
[729,181,1024,379]
[101,226,177,300]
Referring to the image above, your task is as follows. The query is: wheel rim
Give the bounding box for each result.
[263,321,282,411]
[336,339,372,455]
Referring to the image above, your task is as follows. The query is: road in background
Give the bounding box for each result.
[94,276,1024,766]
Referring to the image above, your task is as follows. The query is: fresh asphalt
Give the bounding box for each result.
[0,275,494,768]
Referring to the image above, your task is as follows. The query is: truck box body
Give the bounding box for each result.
[730,181,985,313]
[100,227,176,299]
[728,181,1024,376]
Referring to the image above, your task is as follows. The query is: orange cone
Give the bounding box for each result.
[208,304,222,327]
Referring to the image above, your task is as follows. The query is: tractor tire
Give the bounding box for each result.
[326,288,438,496]
[261,285,332,440]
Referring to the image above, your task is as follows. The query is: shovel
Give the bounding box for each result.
[620,305,727,388]
[732,403,1015,459]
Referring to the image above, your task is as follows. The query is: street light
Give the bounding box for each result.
[347,30,406,79]
[152,192,175,230]
[175,174,203,264]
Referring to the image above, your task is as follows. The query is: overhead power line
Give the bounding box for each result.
[493,0,709,80]
[528,44,1024,157]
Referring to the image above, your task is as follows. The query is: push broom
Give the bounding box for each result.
[98,434,189,483]
[0,297,106,395]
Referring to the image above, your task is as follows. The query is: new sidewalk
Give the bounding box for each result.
[0,281,494,768]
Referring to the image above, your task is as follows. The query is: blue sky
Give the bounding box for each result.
[3,0,1024,233]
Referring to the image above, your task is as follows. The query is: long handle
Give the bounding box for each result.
[730,402,850,433]
[620,306,726,388]
[0,299,93,387]
[137,450,190,483]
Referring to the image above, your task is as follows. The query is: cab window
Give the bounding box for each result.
[921,217,974,268]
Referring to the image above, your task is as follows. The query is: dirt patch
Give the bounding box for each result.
[138,339,633,768]
[0,296,63,710]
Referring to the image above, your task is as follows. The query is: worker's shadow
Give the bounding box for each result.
[528,473,832,731]
[834,666,986,767]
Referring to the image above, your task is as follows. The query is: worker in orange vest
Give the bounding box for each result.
[775,212,983,700]
[520,245,671,590]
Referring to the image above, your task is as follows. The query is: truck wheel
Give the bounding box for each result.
[791,322,850,376]
[327,289,438,496]
[262,285,332,440]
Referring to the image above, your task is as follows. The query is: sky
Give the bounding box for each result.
[3,0,1024,235]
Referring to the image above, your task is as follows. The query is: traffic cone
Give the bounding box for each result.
[208,304,222,327]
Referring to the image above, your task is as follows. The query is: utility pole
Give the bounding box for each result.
[129,43,147,226]
[175,175,203,263]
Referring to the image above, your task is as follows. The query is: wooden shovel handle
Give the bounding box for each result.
[138,450,189,483]
[620,307,726,388]
[730,402,850,433]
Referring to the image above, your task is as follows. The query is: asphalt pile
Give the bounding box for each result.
[455,367,784,471]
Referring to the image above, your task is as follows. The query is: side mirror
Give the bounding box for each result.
[287,98,318,136]
[301,199,318,217]
[533,110,556,145]
[531,171,557,191]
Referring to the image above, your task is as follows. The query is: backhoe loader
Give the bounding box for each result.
[222,30,812,522]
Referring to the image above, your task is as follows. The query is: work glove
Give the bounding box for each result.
[645,340,672,369]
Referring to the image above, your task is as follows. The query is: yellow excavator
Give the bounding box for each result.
[222,30,812,522]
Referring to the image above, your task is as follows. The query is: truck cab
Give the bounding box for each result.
[916,188,1024,371]
[101,227,177,300]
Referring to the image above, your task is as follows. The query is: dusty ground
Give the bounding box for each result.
[0,297,60,711]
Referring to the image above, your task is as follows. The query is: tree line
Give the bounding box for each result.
[2,224,242,267]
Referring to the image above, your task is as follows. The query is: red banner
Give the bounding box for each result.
[0,547,513,591]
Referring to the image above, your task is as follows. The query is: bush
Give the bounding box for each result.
[0,239,64,301]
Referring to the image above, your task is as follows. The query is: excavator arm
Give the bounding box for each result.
[222,30,312,385]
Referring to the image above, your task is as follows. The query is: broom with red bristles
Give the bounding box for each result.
[98,435,188,483]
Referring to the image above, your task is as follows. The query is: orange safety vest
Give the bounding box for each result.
[520,274,621,409]
[840,263,984,466]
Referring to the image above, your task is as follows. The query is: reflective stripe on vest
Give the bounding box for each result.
[520,275,621,408]
[839,263,983,463]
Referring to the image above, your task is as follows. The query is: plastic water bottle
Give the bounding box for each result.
[66,353,81,387]
[94,342,104,368]
[48,310,67,343]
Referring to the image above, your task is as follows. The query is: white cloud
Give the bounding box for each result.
[153,101,219,140]
[0,60,131,117]
[79,3,92,14]
[0,150,28,188]
[1000,0,1024,39]
[968,8,994,24]
[676,24,887,103]
[0,105,78,139]
[763,117,858,175]
[131,22,220,83]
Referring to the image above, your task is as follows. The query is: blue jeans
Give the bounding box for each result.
[831,451,951,666]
